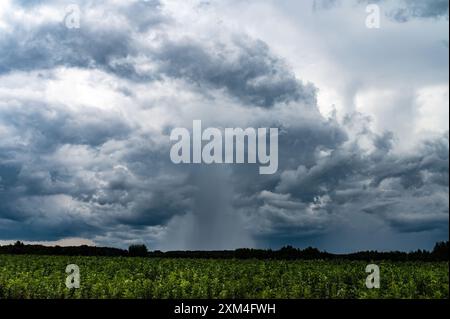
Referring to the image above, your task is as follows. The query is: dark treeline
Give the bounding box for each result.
[149,242,449,261]
[0,241,126,257]
[0,241,448,262]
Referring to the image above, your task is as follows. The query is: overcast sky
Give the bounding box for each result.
[0,0,448,252]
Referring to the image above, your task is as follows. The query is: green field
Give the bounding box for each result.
[0,255,448,299]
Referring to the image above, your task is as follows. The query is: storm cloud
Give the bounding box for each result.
[0,0,448,252]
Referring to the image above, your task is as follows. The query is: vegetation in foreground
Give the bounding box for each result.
[0,255,448,299]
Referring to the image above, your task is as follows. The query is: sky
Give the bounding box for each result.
[0,0,448,252]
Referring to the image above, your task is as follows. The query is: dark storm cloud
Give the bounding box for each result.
[0,23,149,80]
[0,131,193,241]
[218,109,448,241]
[277,148,364,202]
[0,84,192,242]
[0,196,100,241]
[155,37,317,108]
[252,191,330,238]
[0,0,448,250]
[369,137,449,188]
[1,3,314,108]
[1,0,166,80]
[0,102,132,151]
[0,0,326,242]
[269,123,449,235]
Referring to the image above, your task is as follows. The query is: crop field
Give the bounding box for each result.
[0,255,448,299]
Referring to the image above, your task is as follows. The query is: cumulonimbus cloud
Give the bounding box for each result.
[0,0,448,251]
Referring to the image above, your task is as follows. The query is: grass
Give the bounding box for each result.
[0,255,448,299]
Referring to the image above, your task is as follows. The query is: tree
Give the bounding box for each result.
[128,244,148,257]
[432,241,449,260]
